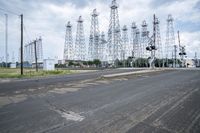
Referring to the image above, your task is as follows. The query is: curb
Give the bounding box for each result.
[102,69,163,78]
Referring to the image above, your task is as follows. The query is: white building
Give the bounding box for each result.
[43,59,55,70]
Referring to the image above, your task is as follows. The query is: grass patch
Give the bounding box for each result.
[0,68,74,78]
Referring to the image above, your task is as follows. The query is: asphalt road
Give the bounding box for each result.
[0,68,142,95]
[0,69,200,133]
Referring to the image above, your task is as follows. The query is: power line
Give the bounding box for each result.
[23,24,31,41]
[0,7,20,16]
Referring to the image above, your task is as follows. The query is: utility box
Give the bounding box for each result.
[43,59,55,70]
[10,63,16,68]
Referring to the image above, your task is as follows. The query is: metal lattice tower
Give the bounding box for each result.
[24,38,43,64]
[88,9,100,60]
[131,22,141,58]
[122,25,130,59]
[177,31,186,67]
[64,21,73,61]
[141,20,150,58]
[75,16,86,61]
[107,0,122,63]
[135,28,141,58]
[99,32,107,61]
[155,17,163,60]
[18,48,21,63]
[131,22,137,58]
[37,37,43,62]
[165,14,175,65]
[25,41,34,63]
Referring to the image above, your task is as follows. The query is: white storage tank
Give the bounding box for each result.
[43,59,55,70]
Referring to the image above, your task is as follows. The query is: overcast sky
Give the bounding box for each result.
[0,0,200,62]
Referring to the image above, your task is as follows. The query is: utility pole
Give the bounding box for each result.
[174,45,177,68]
[146,14,157,69]
[20,14,23,75]
[34,40,38,72]
[152,14,156,69]
[177,31,186,67]
[194,52,197,67]
[5,14,8,68]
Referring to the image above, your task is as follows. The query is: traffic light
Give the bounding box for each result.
[151,45,156,50]
[146,46,156,51]
[146,46,150,51]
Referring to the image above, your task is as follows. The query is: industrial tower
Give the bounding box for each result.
[24,37,43,63]
[122,25,130,59]
[75,16,86,61]
[99,32,107,61]
[146,14,158,69]
[88,9,100,60]
[107,0,122,63]
[154,17,163,60]
[165,14,175,66]
[135,29,141,58]
[141,20,150,58]
[64,21,74,61]
[177,31,186,67]
[131,22,140,58]
[37,37,43,62]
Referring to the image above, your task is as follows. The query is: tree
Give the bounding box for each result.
[68,61,74,66]
[93,59,101,67]
[88,61,93,66]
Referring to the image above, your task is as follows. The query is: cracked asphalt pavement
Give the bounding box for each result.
[0,69,200,133]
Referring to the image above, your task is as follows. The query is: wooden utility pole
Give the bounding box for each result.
[34,40,38,72]
[20,14,23,75]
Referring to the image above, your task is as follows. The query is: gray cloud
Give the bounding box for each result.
[151,0,182,7]
[194,0,200,10]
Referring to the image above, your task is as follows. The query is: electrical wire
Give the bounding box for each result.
[0,7,20,16]
[23,24,31,42]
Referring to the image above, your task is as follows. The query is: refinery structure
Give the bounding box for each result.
[63,0,184,67]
